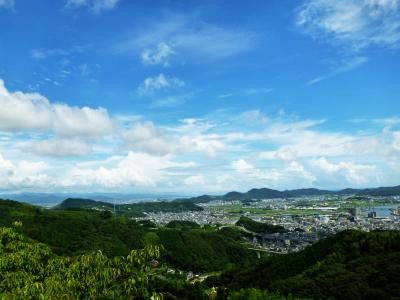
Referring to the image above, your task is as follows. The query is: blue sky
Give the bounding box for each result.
[0,0,399,193]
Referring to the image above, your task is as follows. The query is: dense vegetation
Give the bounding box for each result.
[1,198,400,299]
[56,198,204,217]
[157,227,254,272]
[212,230,400,299]
[0,199,254,272]
[236,216,285,234]
[165,220,201,229]
[0,223,206,299]
[0,199,148,257]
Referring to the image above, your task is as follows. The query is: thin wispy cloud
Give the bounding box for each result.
[117,16,256,65]
[150,93,192,109]
[245,88,273,95]
[30,45,88,60]
[137,73,185,96]
[296,0,400,51]
[0,0,14,10]
[65,0,120,14]
[218,93,233,99]
[306,56,368,86]
[141,42,175,67]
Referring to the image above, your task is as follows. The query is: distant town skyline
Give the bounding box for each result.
[0,0,399,193]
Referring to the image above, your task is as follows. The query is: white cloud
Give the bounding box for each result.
[52,104,113,138]
[231,158,315,185]
[31,48,68,60]
[122,120,226,158]
[30,139,91,157]
[141,42,174,66]
[137,73,185,95]
[260,147,298,162]
[393,131,400,149]
[236,110,268,125]
[150,94,191,108]
[256,119,360,159]
[118,17,255,63]
[0,90,398,192]
[311,157,376,184]
[373,116,400,126]
[65,0,120,13]
[179,134,225,159]
[306,56,368,85]
[184,175,205,186]
[122,122,178,156]
[0,152,50,190]
[0,79,113,139]
[218,93,234,98]
[61,151,191,188]
[286,161,316,182]
[30,45,88,60]
[296,0,400,50]
[231,159,255,172]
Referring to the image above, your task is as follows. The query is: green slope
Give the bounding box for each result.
[213,230,400,299]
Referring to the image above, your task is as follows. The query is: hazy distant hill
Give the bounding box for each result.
[220,185,400,200]
[0,192,191,207]
[176,185,400,203]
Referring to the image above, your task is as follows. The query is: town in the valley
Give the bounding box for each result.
[136,194,400,254]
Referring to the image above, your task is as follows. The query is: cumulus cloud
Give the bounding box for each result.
[0,90,398,191]
[256,120,359,159]
[30,139,91,157]
[0,152,50,189]
[311,157,376,184]
[122,120,225,158]
[61,151,192,188]
[137,74,185,95]
[65,0,120,13]
[0,79,113,139]
[231,159,255,172]
[231,159,315,184]
[122,122,178,156]
[296,0,400,50]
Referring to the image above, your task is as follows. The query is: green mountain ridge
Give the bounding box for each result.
[177,184,400,203]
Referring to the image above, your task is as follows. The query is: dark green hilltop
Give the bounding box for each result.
[173,184,400,203]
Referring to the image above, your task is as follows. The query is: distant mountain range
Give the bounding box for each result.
[1,185,399,207]
[0,192,191,207]
[226,185,400,199]
[178,185,400,203]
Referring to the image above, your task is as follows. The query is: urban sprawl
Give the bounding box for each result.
[136,195,400,254]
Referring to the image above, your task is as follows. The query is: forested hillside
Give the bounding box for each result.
[212,230,400,299]
[0,199,254,272]
[1,198,400,299]
[56,197,203,217]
